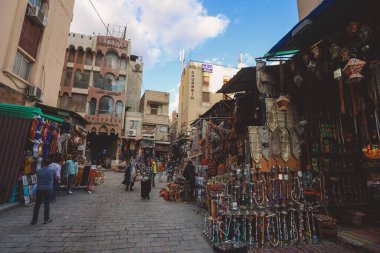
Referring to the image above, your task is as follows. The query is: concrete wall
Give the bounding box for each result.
[297,0,322,20]
[125,111,142,138]
[0,0,74,106]
[126,59,143,112]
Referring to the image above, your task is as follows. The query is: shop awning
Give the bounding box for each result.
[35,102,89,126]
[0,103,63,123]
[264,0,364,59]
[217,67,256,94]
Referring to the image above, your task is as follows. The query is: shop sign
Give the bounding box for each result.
[190,70,195,100]
[94,90,121,96]
[201,64,213,73]
[92,121,119,127]
[97,38,127,50]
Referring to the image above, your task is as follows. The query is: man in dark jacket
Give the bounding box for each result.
[183,160,196,203]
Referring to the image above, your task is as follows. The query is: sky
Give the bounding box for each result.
[70,0,299,113]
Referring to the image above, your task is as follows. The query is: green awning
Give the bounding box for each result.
[263,49,299,59]
[0,103,64,123]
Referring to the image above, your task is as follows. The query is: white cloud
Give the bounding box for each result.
[204,57,225,65]
[242,53,255,66]
[71,0,229,69]
[169,84,180,113]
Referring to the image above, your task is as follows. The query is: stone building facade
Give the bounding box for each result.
[0,0,74,106]
[140,90,170,159]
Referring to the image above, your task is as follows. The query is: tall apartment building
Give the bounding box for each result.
[296,0,323,20]
[0,0,74,106]
[177,61,240,137]
[58,31,143,163]
[140,90,170,160]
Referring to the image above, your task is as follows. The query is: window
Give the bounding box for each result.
[63,68,72,87]
[95,52,102,67]
[150,104,159,115]
[73,70,90,89]
[160,126,168,133]
[202,92,210,103]
[93,72,125,91]
[12,51,31,81]
[105,51,118,69]
[115,101,123,118]
[18,10,43,58]
[29,0,42,7]
[68,47,75,63]
[59,94,87,112]
[76,48,84,64]
[88,98,96,115]
[130,120,138,129]
[99,96,114,114]
[120,57,127,71]
[203,75,210,86]
[85,50,93,65]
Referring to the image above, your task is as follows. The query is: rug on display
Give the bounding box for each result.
[337,226,380,253]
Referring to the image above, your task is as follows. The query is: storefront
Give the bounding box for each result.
[186,0,380,251]
[0,104,63,205]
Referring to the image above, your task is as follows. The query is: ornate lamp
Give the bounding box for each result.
[276,95,290,111]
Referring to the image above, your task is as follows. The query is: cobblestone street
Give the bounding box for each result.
[0,171,212,253]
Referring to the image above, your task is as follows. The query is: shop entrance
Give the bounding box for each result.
[87,133,118,168]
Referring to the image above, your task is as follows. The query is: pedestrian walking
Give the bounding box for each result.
[151,158,157,187]
[49,155,62,202]
[66,155,78,194]
[31,157,55,225]
[87,164,98,193]
[158,160,165,182]
[130,162,136,191]
[123,162,133,191]
[167,161,175,182]
[141,160,154,200]
[183,160,196,203]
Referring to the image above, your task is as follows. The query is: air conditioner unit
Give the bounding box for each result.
[128,129,137,137]
[27,85,43,101]
[28,6,47,27]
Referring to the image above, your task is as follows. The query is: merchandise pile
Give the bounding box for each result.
[159,182,184,201]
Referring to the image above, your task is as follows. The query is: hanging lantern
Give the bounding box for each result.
[346,22,360,36]
[329,43,341,60]
[343,58,366,83]
[276,95,290,111]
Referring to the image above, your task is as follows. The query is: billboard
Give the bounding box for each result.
[201,64,213,73]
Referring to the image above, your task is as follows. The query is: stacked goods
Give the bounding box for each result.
[159,182,184,201]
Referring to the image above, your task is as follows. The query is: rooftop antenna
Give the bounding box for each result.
[238,52,245,68]
[179,49,185,70]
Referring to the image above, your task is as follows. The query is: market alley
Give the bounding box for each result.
[0,171,212,253]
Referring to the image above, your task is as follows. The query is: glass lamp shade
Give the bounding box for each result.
[276,95,290,111]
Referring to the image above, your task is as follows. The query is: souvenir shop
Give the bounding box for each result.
[190,0,380,251]
[0,104,63,206]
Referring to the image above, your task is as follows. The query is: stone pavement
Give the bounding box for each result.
[0,171,213,253]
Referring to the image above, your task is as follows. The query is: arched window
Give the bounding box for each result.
[73,69,90,89]
[68,47,75,62]
[63,68,72,87]
[88,98,97,115]
[105,51,118,69]
[95,51,102,67]
[120,57,127,71]
[115,101,123,118]
[98,96,114,115]
[76,48,84,64]
[91,127,96,133]
[99,126,108,134]
[85,50,93,65]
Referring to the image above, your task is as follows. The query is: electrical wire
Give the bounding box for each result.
[88,0,108,32]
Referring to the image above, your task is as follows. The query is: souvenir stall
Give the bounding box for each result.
[0,104,63,205]
[262,0,380,223]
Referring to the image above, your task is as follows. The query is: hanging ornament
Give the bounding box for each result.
[248,126,262,164]
[329,43,341,60]
[266,98,278,132]
[280,128,291,163]
[259,127,271,161]
[276,95,290,111]
[343,58,366,83]
[293,75,303,88]
[346,22,360,36]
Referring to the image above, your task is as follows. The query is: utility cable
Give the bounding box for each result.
[88,0,108,32]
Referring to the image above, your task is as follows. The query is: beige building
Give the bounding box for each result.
[123,111,143,159]
[296,0,323,20]
[58,30,143,163]
[169,111,178,145]
[0,0,74,106]
[140,90,170,159]
[177,61,239,138]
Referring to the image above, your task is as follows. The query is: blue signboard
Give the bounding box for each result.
[202,64,213,73]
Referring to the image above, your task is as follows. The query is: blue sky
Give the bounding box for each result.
[71,0,299,112]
